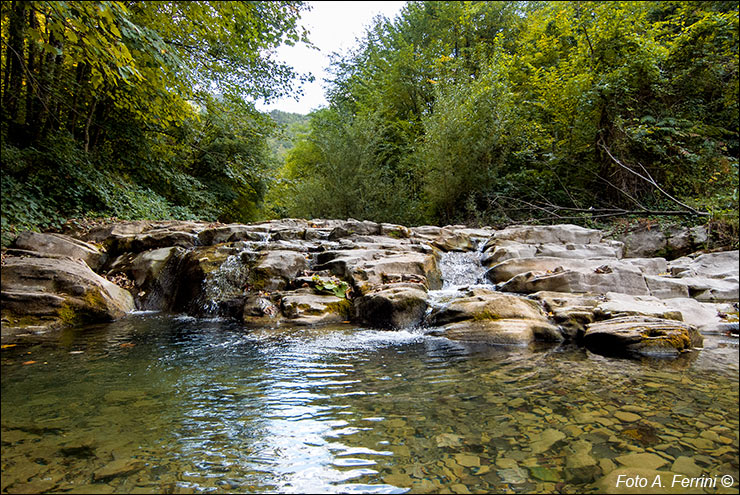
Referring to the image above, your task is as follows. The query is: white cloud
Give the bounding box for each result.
[256,1,406,115]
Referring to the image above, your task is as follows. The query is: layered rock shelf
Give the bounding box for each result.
[2,219,738,357]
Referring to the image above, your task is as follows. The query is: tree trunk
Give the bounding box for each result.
[3,0,28,143]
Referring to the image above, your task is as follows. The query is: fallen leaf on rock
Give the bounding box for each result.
[22,360,37,365]
[1,344,17,349]
[119,343,135,348]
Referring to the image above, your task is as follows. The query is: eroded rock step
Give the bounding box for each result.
[2,219,737,357]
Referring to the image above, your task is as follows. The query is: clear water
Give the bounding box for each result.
[1,315,738,494]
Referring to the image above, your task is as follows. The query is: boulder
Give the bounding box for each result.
[1,256,134,337]
[328,220,381,240]
[481,240,538,266]
[354,285,428,329]
[432,227,476,252]
[584,316,703,356]
[249,250,309,290]
[82,221,150,243]
[428,288,548,324]
[12,232,107,270]
[279,289,352,326]
[410,225,443,241]
[670,250,739,280]
[481,240,623,266]
[432,318,563,345]
[486,257,650,285]
[107,246,185,310]
[679,276,739,302]
[316,248,441,295]
[427,288,564,345]
[594,293,685,322]
[644,275,690,299]
[618,224,708,259]
[620,225,668,258]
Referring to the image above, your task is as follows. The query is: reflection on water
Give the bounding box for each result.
[1,314,738,494]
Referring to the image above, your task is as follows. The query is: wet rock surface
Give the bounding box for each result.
[1,220,737,356]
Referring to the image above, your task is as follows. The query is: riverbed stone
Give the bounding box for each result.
[529,428,566,454]
[92,458,145,481]
[615,452,669,470]
[671,456,702,478]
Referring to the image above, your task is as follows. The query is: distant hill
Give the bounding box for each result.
[267,110,310,159]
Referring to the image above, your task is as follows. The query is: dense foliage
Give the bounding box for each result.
[279,1,738,237]
[2,1,738,248]
[1,1,310,244]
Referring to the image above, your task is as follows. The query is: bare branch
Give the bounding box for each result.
[598,140,709,216]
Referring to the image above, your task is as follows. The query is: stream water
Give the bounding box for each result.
[1,252,738,494]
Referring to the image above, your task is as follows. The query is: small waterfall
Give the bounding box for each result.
[201,251,251,316]
[427,242,494,319]
[438,251,488,288]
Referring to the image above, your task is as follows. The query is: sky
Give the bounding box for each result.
[256,1,407,115]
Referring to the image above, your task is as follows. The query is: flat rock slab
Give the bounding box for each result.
[432,318,563,346]
[12,232,107,270]
[493,224,602,244]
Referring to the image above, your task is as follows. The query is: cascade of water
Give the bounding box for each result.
[200,232,272,315]
[426,240,494,320]
[201,251,251,315]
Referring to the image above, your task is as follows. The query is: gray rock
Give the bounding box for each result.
[355,285,428,329]
[12,232,107,271]
[107,246,185,310]
[644,275,690,299]
[432,318,563,346]
[279,289,351,326]
[1,256,134,337]
[197,224,267,245]
[428,288,548,325]
[481,240,538,266]
[432,227,475,252]
[250,250,309,290]
[493,224,602,244]
[428,289,563,345]
[499,266,650,296]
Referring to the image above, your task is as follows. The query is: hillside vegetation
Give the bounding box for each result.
[2,1,738,247]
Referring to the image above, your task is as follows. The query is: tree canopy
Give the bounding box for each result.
[2,1,737,248]
[1,0,310,243]
[279,0,737,238]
